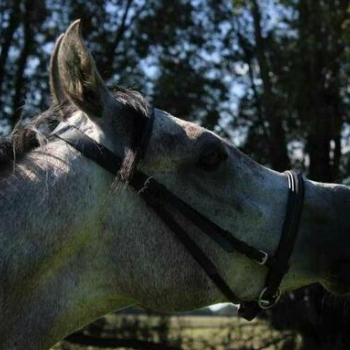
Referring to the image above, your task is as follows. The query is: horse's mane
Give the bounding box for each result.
[0,87,151,181]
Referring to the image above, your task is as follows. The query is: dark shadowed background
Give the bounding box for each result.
[2,0,350,349]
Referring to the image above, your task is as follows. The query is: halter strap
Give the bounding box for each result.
[52,113,305,321]
[238,171,305,320]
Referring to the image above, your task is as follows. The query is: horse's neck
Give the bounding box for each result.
[0,140,129,350]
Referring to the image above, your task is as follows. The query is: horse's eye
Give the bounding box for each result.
[198,146,228,172]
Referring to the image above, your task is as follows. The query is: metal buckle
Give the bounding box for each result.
[256,250,269,265]
[258,287,281,309]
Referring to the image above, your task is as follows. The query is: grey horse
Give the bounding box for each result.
[0,21,349,350]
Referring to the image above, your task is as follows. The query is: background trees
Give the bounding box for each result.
[3,0,350,182]
[2,0,350,348]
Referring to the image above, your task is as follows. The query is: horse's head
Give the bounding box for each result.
[47,21,337,316]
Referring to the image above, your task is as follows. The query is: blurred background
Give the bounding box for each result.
[2,0,350,349]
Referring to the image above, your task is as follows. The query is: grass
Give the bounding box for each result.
[51,313,302,350]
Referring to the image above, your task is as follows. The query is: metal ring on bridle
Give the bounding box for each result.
[257,287,282,309]
[256,250,269,265]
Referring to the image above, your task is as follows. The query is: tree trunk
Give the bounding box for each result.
[250,0,290,171]
[11,0,35,127]
[237,31,270,148]
[102,0,134,78]
[298,0,345,182]
[0,0,22,113]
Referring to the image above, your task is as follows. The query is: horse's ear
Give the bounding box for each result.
[56,20,113,118]
[50,34,69,114]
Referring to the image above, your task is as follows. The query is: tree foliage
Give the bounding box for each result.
[0,0,230,130]
[2,0,350,181]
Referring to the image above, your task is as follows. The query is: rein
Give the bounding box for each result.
[52,108,305,321]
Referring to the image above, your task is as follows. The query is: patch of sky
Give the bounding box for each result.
[287,139,306,165]
[268,0,298,38]
[24,57,40,76]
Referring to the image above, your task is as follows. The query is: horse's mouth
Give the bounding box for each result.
[323,261,350,296]
[323,280,350,296]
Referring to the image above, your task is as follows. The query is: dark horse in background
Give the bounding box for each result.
[0,21,350,350]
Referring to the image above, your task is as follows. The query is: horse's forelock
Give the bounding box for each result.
[0,88,151,182]
[0,106,66,172]
[112,87,152,182]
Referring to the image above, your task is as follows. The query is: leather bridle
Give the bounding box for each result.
[52,107,305,321]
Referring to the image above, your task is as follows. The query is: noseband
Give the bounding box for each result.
[53,108,305,321]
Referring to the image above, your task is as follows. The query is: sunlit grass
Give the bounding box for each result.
[52,313,302,350]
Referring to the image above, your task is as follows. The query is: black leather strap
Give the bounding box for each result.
[238,170,305,320]
[264,171,304,294]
